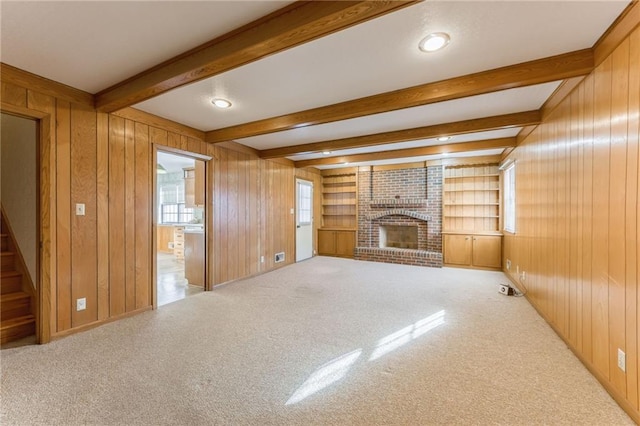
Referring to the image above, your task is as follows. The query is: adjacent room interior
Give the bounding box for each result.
[1,0,639,424]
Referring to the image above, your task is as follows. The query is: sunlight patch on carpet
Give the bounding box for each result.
[369,310,445,361]
[286,349,362,405]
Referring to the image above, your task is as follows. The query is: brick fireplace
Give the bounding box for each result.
[354,166,443,267]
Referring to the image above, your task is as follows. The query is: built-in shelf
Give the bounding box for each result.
[321,169,358,230]
[443,163,500,234]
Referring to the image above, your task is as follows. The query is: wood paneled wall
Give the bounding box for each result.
[503,26,640,420]
[1,68,305,340]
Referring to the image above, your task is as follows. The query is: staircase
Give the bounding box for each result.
[1,214,35,345]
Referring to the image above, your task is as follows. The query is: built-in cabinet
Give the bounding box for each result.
[173,226,185,260]
[442,163,502,269]
[318,229,356,258]
[442,233,502,269]
[184,160,205,208]
[318,169,357,258]
[184,231,204,286]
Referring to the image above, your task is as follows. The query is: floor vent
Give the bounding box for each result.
[275,252,285,263]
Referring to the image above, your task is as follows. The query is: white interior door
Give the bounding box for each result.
[295,179,313,262]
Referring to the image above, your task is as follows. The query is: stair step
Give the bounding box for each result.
[1,292,31,320]
[1,271,22,294]
[1,314,35,345]
[0,234,7,251]
[1,252,15,271]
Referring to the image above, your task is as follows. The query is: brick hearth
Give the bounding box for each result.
[355,166,443,267]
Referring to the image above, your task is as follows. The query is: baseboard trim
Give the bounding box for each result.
[503,271,640,423]
[50,306,153,341]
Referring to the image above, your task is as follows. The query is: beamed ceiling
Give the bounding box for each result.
[0,1,634,169]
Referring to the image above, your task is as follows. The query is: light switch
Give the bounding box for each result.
[75,203,85,216]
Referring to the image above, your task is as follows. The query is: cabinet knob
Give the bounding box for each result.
[465,237,469,240]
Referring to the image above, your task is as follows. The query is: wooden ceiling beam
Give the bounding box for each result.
[206,49,593,143]
[260,110,540,159]
[95,1,419,113]
[294,137,516,168]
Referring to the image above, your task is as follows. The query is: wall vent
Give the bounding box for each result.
[275,252,285,263]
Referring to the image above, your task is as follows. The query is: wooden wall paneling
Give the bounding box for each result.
[134,122,151,309]
[149,127,168,146]
[109,115,126,316]
[609,37,630,394]
[55,100,72,332]
[180,135,189,152]
[218,147,229,283]
[569,91,580,347]
[249,156,260,276]
[259,159,267,274]
[167,132,180,150]
[591,55,612,380]
[625,26,640,409]
[582,73,595,363]
[70,103,98,327]
[124,120,136,312]
[629,26,640,410]
[574,86,585,353]
[559,100,571,337]
[227,150,239,281]
[1,82,27,108]
[96,112,110,321]
[265,161,274,270]
[238,153,248,277]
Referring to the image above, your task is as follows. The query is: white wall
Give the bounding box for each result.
[1,113,37,285]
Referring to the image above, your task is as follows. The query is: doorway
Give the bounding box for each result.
[156,151,206,306]
[295,179,313,262]
[1,113,39,346]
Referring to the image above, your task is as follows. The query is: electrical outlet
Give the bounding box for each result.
[75,203,85,216]
[76,298,86,311]
[618,348,626,372]
[520,271,526,281]
[506,259,511,270]
[290,208,294,215]
[260,255,264,263]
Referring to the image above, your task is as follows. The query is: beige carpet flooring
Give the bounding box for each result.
[0,257,632,425]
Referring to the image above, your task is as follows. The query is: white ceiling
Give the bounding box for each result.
[0,1,631,168]
[0,1,291,93]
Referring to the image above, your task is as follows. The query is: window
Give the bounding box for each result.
[503,161,516,233]
[161,203,194,224]
[297,181,312,225]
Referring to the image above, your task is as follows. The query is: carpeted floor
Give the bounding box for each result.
[0,257,632,425]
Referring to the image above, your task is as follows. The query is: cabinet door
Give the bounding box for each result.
[443,234,472,266]
[194,160,205,207]
[472,236,502,268]
[335,231,355,258]
[318,230,336,255]
[184,168,195,208]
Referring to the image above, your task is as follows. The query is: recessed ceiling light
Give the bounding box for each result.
[211,98,232,109]
[437,136,451,142]
[419,32,450,53]
[322,151,332,155]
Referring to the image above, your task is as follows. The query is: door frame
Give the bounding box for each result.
[295,178,314,262]
[152,145,213,309]
[1,103,49,343]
